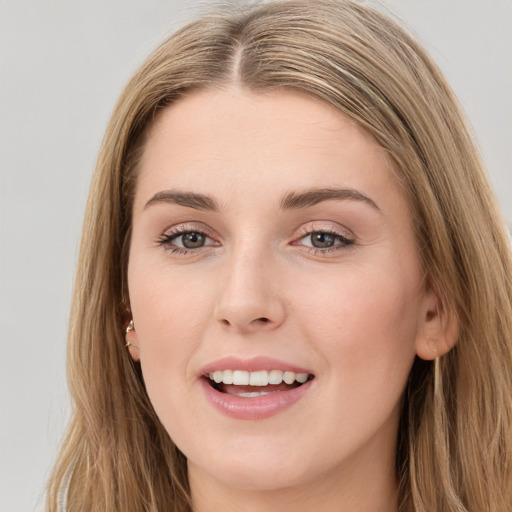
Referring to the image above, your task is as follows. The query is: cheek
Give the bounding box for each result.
[127,261,214,406]
[295,262,420,381]
[292,265,420,442]
[129,258,213,344]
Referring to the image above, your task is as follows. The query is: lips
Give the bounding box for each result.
[199,356,315,420]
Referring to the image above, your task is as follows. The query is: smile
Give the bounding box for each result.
[205,369,313,398]
[200,361,315,419]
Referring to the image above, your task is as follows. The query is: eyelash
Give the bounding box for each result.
[156,225,355,256]
[294,226,355,254]
[156,226,217,255]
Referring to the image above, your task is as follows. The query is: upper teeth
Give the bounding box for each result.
[207,369,309,386]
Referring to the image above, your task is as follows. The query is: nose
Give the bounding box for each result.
[213,248,286,335]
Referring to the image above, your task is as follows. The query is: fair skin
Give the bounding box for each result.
[127,87,450,511]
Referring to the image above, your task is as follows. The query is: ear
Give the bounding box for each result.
[125,319,140,362]
[415,289,458,361]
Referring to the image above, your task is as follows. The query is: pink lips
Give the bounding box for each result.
[199,356,314,420]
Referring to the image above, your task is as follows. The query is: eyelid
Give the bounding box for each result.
[291,222,356,253]
[162,222,218,239]
[157,222,220,252]
[296,221,355,240]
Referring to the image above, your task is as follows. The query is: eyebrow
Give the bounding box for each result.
[280,187,380,212]
[144,190,219,211]
[144,186,380,213]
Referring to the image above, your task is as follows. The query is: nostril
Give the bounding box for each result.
[216,315,275,331]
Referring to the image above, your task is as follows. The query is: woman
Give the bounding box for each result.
[46,1,512,510]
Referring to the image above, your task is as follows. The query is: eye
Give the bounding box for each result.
[306,232,337,249]
[157,228,218,253]
[174,231,208,249]
[295,229,355,252]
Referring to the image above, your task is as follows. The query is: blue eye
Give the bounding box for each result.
[299,231,354,251]
[308,232,336,249]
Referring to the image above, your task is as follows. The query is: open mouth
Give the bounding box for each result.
[204,369,315,397]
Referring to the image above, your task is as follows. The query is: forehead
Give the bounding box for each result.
[134,87,404,214]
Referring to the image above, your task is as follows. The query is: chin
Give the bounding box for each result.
[189,455,311,492]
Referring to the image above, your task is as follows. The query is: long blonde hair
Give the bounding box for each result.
[47,1,512,510]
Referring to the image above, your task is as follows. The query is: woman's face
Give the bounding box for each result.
[128,88,438,495]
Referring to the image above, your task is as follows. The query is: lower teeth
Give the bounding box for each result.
[237,391,271,398]
[207,377,311,396]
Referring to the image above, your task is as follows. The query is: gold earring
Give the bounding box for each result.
[125,319,135,347]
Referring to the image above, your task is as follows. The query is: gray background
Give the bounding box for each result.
[1,1,510,511]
